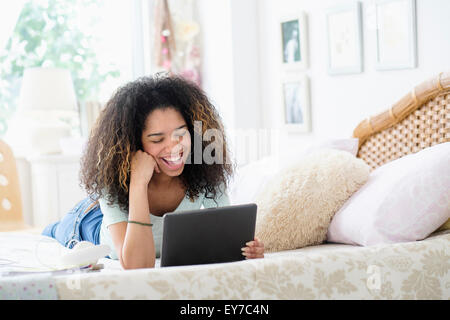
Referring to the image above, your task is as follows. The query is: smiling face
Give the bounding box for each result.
[141,107,191,177]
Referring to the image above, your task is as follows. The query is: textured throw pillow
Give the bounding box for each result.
[229,138,359,205]
[254,149,370,252]
[327,142,450,246]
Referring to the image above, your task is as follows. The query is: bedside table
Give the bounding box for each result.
[15,153,87,228]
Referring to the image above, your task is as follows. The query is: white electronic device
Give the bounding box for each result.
[60,241,110,268]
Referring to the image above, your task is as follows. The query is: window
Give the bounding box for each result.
[0,0,135,137]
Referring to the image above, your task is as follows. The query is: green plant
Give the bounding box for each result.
[0,0,120,136]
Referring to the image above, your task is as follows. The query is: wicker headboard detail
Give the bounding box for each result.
[353,71,450,170]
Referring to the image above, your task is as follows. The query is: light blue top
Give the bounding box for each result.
[99,185,230,260]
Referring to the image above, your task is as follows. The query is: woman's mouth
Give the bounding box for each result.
[160,151,184,170]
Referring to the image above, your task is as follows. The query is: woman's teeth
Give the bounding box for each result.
[162,153,183,163]
[163,156,181,162]
[161,151,184,170]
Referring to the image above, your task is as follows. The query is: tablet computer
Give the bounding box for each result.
[160,203,257,267]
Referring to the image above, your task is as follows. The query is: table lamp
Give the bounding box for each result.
[14,67,78,155]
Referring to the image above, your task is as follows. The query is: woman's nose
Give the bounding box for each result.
[163,135,183,154]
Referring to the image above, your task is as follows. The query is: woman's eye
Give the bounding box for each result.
[174,130,187,138]
[152,140,163,143]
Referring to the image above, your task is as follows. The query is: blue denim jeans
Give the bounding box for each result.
[41,197,103,249]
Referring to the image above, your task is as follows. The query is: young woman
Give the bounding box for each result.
[42,75,264,269]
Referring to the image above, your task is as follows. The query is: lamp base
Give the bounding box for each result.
[29,124,71,155]
[5,115,71,156]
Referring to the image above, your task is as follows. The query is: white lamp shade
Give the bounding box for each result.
[18,67,78,112]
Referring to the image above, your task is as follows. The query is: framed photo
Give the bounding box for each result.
[375,0,417,70]
[326,2,363,75]
[280,12,308,70]
[281,75,311,133]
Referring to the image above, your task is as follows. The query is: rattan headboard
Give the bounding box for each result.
[353,71,450,170]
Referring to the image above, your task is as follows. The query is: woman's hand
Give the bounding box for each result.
[130,150,161,187]
[241,237,264,259]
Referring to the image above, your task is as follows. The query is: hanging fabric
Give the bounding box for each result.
[153,0,177,74]
[152,0,202,87]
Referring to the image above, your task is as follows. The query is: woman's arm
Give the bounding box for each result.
[108,150,161,269]
[108,184,156,270]
[120,182,155,269]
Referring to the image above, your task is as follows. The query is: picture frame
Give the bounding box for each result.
[375,0,417,70]
[280,12,308,71]
[325,2,363,75]
[281,75,311,133]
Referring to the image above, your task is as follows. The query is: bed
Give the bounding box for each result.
[1,72,449,300]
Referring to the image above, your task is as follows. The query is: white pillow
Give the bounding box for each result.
[254,149,370,252]
[229,138,359,205]
[277,137,359,169]
[327,142,450,246]
[229,156,279,205]
[306,137,359,156]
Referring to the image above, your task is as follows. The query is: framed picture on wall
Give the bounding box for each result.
[375,0,417,70]
[326,2,363,75]
[282,75,311,132]
[280,12,308,70]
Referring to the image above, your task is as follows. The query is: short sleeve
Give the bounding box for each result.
[202,183,231,209]
[98,197,128,227]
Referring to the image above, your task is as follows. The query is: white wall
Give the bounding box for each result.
[258,0,450,151]
[229,0,261,131]
[197,0,264,165]
[197,0,261,132]
[198,0,450,161]
[197,0,235,132]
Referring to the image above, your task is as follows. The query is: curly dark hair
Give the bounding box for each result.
[80,74,235,212]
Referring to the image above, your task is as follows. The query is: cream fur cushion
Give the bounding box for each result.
[254,149,370,252]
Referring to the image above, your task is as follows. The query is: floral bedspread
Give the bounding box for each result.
[54,230,450,299]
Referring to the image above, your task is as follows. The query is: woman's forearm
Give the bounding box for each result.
[121,183,156,269]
